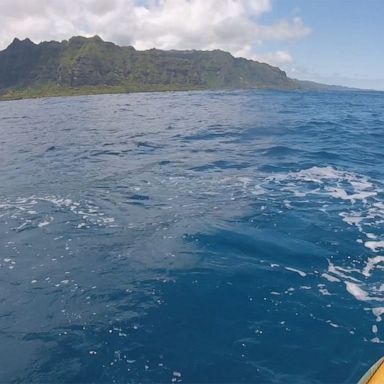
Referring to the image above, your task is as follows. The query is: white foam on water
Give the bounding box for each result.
[281,167,382,338]
[365,240,384,252]
[321,273,340,283]
[294,166,341,183]
[251,185,266,196]
[362,256,384,277]
[345,282,371,302]
[38,217,53,228]
[264,168,384,269]
[318,284,332,296]
[285,267,307,277]
[327,262,360,283]
[238,176,252,186]
[326,187,377,203]
[373,308,384,322]
[15,220,32,231]
[1,166,382,341]
[269,166,381,207]
[325,256,384,305]
[339,212,364,231]
[0,195,117,231]
[326,320,339,328]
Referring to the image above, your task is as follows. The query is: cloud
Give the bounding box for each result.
[255,50,293,66]
[0,0,310,65]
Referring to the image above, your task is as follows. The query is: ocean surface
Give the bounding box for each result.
[0,89,383,383]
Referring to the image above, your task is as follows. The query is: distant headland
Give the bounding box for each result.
[0,35,349,101]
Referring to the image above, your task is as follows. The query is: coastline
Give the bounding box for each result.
[0,84,373,103]
[0,84,209,102]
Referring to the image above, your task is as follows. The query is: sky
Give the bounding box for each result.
[0,0,382,90]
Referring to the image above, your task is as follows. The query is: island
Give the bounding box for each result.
[0,35,344,101]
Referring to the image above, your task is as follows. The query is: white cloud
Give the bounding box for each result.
[255,50,293,66]
[0,0,310,65]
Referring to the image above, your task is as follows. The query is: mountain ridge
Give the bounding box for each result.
[0,35,349,100]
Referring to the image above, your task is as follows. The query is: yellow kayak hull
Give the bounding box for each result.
[359,357,384,384]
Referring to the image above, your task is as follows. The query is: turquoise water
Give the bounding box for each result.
[0,90,383,383]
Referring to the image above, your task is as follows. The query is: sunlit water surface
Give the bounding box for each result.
[0,90,384,383]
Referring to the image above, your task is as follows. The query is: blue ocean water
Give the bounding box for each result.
[0,89,383,383]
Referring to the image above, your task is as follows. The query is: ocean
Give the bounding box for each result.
[0,89,383,383]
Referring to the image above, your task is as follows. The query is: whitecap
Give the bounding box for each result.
[38,220,51,228]
[285,267,306,277]
[372,307,384,322]
[362,256,384,277]
[365,240,384,252]
[321,273,340,283]
[345,282,370,302]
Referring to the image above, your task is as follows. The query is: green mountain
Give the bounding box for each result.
[0,35,340,100]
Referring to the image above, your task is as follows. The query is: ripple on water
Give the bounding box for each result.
[0,90,384,383]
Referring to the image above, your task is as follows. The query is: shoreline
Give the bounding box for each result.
[0,84,369,103]
[0,84,210,102]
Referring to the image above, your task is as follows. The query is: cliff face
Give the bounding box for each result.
[0,35,299,98]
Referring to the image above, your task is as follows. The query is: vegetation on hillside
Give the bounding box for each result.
[0,35,342,100]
